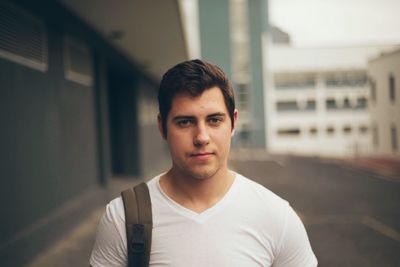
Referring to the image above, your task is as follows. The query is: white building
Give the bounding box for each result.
[266,45,397,157]
[368,48,400,155]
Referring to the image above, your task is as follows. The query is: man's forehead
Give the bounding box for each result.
[169,87,228,117]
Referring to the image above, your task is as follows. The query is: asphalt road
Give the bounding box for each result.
[231,155,400,267]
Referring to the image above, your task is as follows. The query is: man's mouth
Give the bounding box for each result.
[189,152,214,160]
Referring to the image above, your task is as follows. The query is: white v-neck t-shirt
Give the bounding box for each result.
[90,173,317,267]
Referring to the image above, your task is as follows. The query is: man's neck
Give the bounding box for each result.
[159,166,235,213]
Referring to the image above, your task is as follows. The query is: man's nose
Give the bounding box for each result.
[193,124,210,146]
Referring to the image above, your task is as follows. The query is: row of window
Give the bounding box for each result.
[276,97,367,112]
[0,1,93,86]
[276,100,316,111]
[277,125,369,137]
[326,97,367,110]
[274,72,368,89]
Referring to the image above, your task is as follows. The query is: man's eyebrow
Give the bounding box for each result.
[172,113,226,121]
[172,115,195,121]
[207,112,226,117]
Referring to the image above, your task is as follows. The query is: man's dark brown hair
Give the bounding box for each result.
[158,59,236,137]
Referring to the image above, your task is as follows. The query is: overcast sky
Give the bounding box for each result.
[269,0,400,47]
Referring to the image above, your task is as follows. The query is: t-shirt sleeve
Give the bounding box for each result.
[89,198,128,267]
[272,206,318,267]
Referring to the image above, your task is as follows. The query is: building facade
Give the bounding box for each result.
[368,48,400,155]
[0,1,187,265]
[186,0,268,148]
[266,45,396,157]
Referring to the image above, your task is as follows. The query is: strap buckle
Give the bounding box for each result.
[130,224,145,254]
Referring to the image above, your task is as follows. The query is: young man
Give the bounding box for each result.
[90,59,317,266]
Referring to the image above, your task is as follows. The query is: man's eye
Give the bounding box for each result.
[208,117,222,125]
[177,120,192,127]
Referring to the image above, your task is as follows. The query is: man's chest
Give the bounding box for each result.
[149,215,276,267]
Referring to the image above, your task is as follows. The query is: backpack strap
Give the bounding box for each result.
[121,182,152,267]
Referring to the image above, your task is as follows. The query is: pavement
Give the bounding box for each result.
[230,148,400,181]
[340,155,400,181]
[27,177,141,267]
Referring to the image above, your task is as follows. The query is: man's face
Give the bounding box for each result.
[159,86,237,180]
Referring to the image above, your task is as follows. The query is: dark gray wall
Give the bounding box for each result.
[0,1,164,265]
[0,26,99,264]
[0,1,139,265]
[93,54,112,185]
[137,79,171,178]
[108,69,141,176]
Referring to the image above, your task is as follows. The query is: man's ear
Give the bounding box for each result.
[157,113,167,140]
[231,109,238,137]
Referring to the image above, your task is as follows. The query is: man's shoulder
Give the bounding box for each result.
[235,172,288,206]
[103,195,125,224]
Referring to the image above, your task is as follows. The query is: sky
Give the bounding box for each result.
[269,0,400,47]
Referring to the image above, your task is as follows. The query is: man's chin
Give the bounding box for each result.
[186,167,219,180]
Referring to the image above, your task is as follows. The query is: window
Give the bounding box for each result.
[369,77,376,103]
[274,73,316,89]
[326,126,335,135]
[277,128,301,137]
[343,98,352,109]
[236,83,249,111]
[326,99,338,110]
[343,125,352,134]
[326,97,365,110]
[276,100,316,112]
[359,125,369,134]
[276,101,298,111]
[389,74,395,103]
[305,100,316,110]
[325,71,367,88]
[64,36,93,86]
[0,1,47,71]
[372,124,379,148]
[309,127,318,135]
[355,97,367,109]
[391,125,398,152]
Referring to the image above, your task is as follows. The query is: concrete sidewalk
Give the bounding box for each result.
[27,177,141,267]
[340,156,400,181]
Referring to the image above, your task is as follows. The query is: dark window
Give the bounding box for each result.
[389,74,395,103]
[326,99,338,110]
[276,101,298,111]
[0,1,47,71]
[326,126,335,135]
[343,125,352,134]
[355,97,367,109]
[369,77,376,103]
[359,125,369,134]
[343,98,352,109]
[325,72,367,88]
[306,100,316,110]
[391,125,398,152]
[236,83,249,111]
[275,73,316,89]
[373,126,378,147]
[277,100,316,112]
[309,127,318,135]
[64,36,93,86]
[277,128,301,136]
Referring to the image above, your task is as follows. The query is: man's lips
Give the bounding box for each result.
[189,152,214,160]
